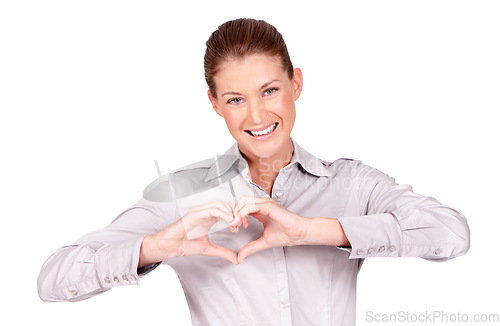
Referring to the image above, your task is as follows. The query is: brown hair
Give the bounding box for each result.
[204,18,294,98]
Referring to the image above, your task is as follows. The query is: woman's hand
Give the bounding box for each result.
[230,195,309,263]
[139,201,238,266]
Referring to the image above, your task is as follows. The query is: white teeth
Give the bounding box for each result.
[249,123,277,137]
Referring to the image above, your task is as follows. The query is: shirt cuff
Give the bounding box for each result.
[137,261,161,276]
[94,237,144,289]
[336,213,402,259]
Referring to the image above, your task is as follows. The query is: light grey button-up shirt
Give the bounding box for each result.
[38,138,470,325]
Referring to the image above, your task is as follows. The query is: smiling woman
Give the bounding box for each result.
[208,54,302,194]
[37,18,470,326]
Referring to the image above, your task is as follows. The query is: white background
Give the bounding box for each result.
[1,1,499,325]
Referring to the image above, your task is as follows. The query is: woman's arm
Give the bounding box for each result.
[37,198,176,302]
[233,160,470,263]
[38,195,239,302]
[322,160,470,261]
[298,217,350,247]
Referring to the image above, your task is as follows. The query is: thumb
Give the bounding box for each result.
[237,237,270,264]
[204,244,238,265]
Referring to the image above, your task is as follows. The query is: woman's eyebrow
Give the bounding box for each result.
[259,79,279,91]
[221,79,280,97]
[222,91,243,97]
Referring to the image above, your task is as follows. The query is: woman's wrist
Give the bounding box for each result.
[138,234,159,268]
[138,221,186,268]
[300,217,350,247]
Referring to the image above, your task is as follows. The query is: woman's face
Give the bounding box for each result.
[208,54,303,162]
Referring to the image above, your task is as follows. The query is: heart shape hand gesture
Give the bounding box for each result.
[138,195,309,267]
[231,195,308,263]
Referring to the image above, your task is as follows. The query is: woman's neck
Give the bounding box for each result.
[241,139,294,196]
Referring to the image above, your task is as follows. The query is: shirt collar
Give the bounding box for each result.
[289,138,330,177]
[203,138,329,182]
[203,143,246,182]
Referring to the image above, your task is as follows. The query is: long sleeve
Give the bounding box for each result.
[37,197,178,302]
[336,160,470,261]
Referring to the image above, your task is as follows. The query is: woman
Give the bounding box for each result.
[38,18,470,325]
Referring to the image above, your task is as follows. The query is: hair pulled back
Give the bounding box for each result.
[204,18,294,98]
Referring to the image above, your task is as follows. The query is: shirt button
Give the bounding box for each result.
[356,249,364,255]
[70,290,78,297]
[113,276,120,283]
[389,246,397,252]
[435,248,443,255]
[275,191,283,198]
[367,248,374,255]
[104,277,111,284]
[130,274,137,281]
[122,275,128,281]
[378,246,386,252]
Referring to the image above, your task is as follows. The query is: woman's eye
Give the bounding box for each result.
[264,88,278,95]
[228,98,243,105]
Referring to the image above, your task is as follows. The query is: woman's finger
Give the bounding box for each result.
[236,201,272,224]
[204,206,234,224]
[195,200,233,217]
[200,202,239,233]
[204,243,238,265]
[237,237,270,264]
[234,195,265,216]
[231,195,248,228]
[209,201,238,231]
[223,201,233,214]
[183,207,233,239]
[206,201,239,232]
[233,195,265,226]
[212,200,234,217]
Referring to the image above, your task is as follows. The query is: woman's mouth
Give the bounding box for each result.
[244,122,278,139]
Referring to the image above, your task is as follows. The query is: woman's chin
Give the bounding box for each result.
[237,133,291,161]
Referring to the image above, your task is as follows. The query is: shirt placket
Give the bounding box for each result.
[271,168,293,326]
[242,166,293,326]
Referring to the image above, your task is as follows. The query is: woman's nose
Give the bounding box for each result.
[247,101,267,124]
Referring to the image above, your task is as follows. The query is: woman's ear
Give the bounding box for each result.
[207,90,223,117]
[292,68,304,101]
